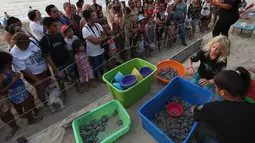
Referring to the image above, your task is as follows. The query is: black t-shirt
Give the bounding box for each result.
[219,0,241,21]
[190,50,227,79]
[39,33,70,67]
[194,100,255,143]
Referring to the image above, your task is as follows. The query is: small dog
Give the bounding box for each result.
[45,82,65,112]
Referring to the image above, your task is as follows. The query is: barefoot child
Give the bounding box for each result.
[191,67,255,143]
[72,39,95,92]
[188,35,231,93]
[134,32,146,57]
[0,76,19,141]
[0,52,42,125]
[185,13,193,40]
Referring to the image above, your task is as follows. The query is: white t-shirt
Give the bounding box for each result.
[29,21,44,41]
[65,35,79,51]
[10,40,48,75]
[82,23,104,57]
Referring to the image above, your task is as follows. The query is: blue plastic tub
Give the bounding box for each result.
[138,77,214,143]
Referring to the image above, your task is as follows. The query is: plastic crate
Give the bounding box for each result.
[102,58,157,108]
[138,77,214,143]
[72,100,131,143]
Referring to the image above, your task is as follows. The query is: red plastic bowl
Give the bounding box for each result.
[166,103,183,117]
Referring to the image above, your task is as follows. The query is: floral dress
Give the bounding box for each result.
[75,52,94,83]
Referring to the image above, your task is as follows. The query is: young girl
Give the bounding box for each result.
[191,67,255,143]
[166,4,177,47]
[145,5,153,17]
[188,35,231,93]
[145,16,156,51]
[0,52,42,125]
[185,13,193,40]
[134,32,146,57]
[101,21,117,70]
[72,40,95,92]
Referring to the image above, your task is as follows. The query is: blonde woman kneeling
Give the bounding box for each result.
[187,35,231,93]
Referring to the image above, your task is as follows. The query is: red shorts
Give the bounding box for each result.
[24,69,51,86]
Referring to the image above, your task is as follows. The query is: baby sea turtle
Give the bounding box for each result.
[112,109,118,117]
[116,120,123,126]
[158,68,178,80]
[101,115,108,122]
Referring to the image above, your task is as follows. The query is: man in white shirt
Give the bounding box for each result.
[82,9,107,81]
[28,10,44,41]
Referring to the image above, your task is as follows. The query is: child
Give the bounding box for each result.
[200,0,212,33]
[61,25,79,52]
[40,17,80,96]
[185,13,193,40]
[0,75,19,141]
[0,52,42,125]
[145,16,156,53]
[101,22,117,70]
[145,5,153,17]
[166,4,177,47]
[134,32,145,57]
[191,67,255,143]
[188,35,231,93]
[72,40,95,92]
[138,15,146,35]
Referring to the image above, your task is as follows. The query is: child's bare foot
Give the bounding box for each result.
[5,125,19,141]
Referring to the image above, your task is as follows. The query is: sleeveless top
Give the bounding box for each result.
[1,70,28,104]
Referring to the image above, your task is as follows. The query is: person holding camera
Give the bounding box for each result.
[82,10,107,83]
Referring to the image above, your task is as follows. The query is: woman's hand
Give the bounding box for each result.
[199,78,210,86]
[187,67,195,76]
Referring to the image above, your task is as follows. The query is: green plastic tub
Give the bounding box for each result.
[72,100,131,143]
[103,58,157,108]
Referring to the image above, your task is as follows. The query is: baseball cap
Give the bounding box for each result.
[61,24,71,35]
[138,15,145,21]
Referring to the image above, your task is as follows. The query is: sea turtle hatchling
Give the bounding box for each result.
[112,109,118,117]
[116,120,123,126]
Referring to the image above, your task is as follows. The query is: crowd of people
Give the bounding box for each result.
[0,0,254,142]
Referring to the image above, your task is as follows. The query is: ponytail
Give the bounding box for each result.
[214,66,251,97]
[236,67,251,94]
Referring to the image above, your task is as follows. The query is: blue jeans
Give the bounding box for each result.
[90,53,105,78]
[178,22,186,43]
